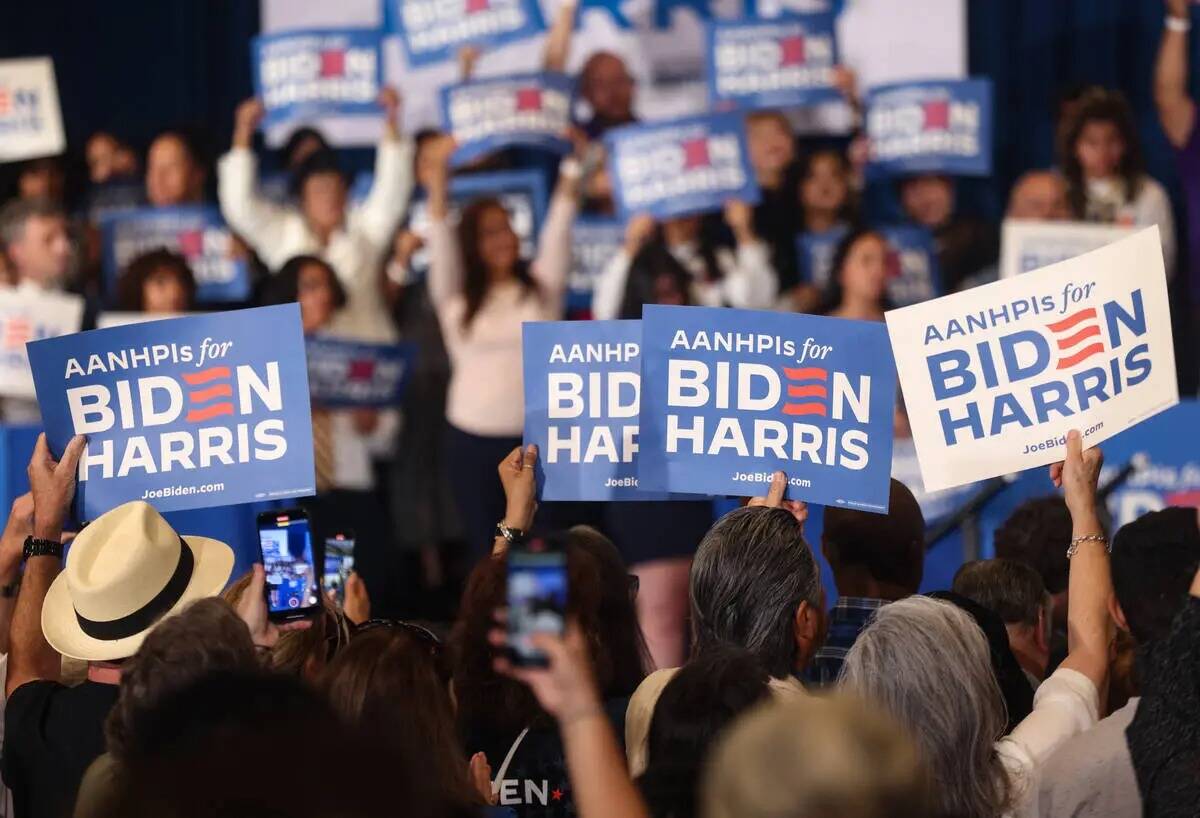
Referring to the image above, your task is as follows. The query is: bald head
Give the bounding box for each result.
[580,51,635,127]
[1007,171,1069,220]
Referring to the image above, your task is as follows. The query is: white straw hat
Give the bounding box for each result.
[42,501,234,662]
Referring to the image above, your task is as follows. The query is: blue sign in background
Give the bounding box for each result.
[387,0,546,67]
[567,216,625,313]
[442,72,574,166]
[707,14,841,110]
[99,205,253,305]
[796,224,849,289]
[605,112,761,220]
[865,78,993,179]
[28,305,315,521]
[878,224,942,307]
[306,335,416,408]
[252,28,383,128]
[638,305,896,511]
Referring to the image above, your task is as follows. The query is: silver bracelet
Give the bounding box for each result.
[1167,15,1191,33]
[1066,533,1109,559]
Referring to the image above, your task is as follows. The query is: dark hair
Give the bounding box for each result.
[451,526,648,735]
[1111,507,1200,645]
[324,627,482,810]
[1058,88,1144,218]
[619,240,695,319]
[291,148,349,199]
[798,147,856,228]
[993,497,1073,595]
[281,126,331,171]
[261,254,348,310]
[637,645,771,818]
[952,558,1049,627]
[822,479,925,595]
[148,129,208,174]
[117,248,197,312]
[821,227,889,315]
[690,507,821,678]
[105,598,258,760]
[456,196,537,329]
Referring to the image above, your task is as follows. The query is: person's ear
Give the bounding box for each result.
[1034,608,1051,654]
[1108,595,1130,633]
[793,600,823,669]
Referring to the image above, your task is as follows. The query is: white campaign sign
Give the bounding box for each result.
[0,58,66,162]
[999,219,1136,280]
[0,289,84,399]
[886,227,1178,492]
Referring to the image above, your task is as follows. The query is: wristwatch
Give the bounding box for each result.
[494,522,529,547]
[23,536,63,561]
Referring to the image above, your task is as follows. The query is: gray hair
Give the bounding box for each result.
[953,558,1051,629]
[690,507,821,678]
[0,197,64,249]
[839,596,1010,818]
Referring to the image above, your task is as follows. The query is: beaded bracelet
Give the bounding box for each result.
[1066,533,1109,559]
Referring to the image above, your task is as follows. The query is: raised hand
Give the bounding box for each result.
[723,199,756,244]
[498,444,539,532]
[492,620,604,725]
[27,435,85,540]
[1050,429,1103,519]
[378,86,402,133]
[233,98,265,149]
[747,470,809,529]
[623,214,657,257]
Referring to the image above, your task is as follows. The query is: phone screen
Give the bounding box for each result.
[259,512,320,615]
[322,534,356,605]
[506,549,567,666]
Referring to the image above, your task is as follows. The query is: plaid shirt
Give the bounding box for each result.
[805,597,887,687]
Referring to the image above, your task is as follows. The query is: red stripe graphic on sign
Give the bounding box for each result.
[188,383,233,403]
[1046,307,1096,333]
[186,404,234,423]
[182,366,231,385]
[782,403,827,416]
[782,366,829,416]
[786,384,827,398]
[1055,324,1101,350]
[182,366,234,422]
[1057,343,1106,370]
[1047,307,1105,370]
[782,367,827,380]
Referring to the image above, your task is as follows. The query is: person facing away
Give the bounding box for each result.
[953,559,1053,689]
[1037,506,1200,818]
[806,478,925,687]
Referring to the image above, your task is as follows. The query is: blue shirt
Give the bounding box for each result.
[805,597,887,687]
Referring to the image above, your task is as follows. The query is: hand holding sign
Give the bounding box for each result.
[498,444,539,534]
[28,434,85,540]
[746,470,809,528]
[233,98,265,149]
[1050,429,1103,518]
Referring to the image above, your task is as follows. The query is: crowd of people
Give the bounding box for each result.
[1,1,1199,817]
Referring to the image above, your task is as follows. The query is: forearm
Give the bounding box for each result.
[543,0,576,72]
[591,251,632,320]
[1060,506,1113,687]
[426,215,464,308]
[560,713,651,818]
[531,191,578,300]
[7,556,62,696]
[1155,29,1189,106]
[0,548,22,654]
[358,135,416,246]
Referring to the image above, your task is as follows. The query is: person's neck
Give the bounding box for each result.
[1005,626,1045,682]
[487,266,517,286]
[87,662,122,685]
[804,209,838,234]
[833,569,911,603]
[757,166,784,191]
[833,297,884,321]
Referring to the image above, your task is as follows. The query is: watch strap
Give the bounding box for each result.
[495,523,528,546]
[23,536,63,560]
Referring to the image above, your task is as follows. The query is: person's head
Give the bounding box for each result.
[703,695,931,818]
[87,131,139,185]
[637,645,772,818]
[105,598,257,760]
[620,240,694,317]
[281,126,331,172]
[294,150,350,237]
[993,496,1073,599]
[1006,170,1070,220]
[17,157,66,202]
[799,148,852,225]
[145,130,206,207]
[824,228,889,313]
[1059,88,1143,213]
[840,596,1011,818]
[822,479,925,600]
[265,255,347,333]
[0,197,71,288]
[1110,507,1200,646]
[324,623,481,811]
[690,507,824,678]
[745,110,795,186]
[414,128,444,189]
[580,51,636,126]
[451,526,648,735]
[952,558,1052,680]
[118,248,197,313]
[898,173,955,229]
[457,196,532,328]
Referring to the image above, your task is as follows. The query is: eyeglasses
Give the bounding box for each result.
[353,618,444,656]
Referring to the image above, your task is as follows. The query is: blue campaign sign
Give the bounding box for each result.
[568,216,625,312]
[27,305,315,521]
[99,206,253,304]
[606,113,761,220]
[387,0,546,67]
[306,335,416,409]
[879,225,942,307]
[706,15,840,111]
[638,305,896,511]
[252,29,383,128]
[442,72,574,166]
[865,78,993,179]
[796,225,848,288]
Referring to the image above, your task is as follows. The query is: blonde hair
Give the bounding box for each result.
[703,694,929,818]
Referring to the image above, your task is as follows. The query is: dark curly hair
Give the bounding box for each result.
[1058,88,1144,219]
[117,248,197,312]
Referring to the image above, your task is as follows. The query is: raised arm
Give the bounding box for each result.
[591,215,654,320]
[0,494,34,655]
[720,200,779,310]
[6,435,85,698]
[1155,0,1197,148]
[424,136,465,309]
[543,0,578,73]
[493,444,539,556]
[529,157,583,309]
[1052,430,1113,691]
[217,98,293,260]
[353,87,417,250]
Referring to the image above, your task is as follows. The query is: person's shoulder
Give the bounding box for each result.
[1036,699,1141,814]
[6,678,67,717]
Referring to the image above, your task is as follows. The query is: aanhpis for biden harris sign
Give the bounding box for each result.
[886,227,1178,492]
[28,305,315,521]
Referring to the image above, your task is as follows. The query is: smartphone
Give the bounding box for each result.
[322,531,356,606]
[506,543,568,668]
[257,508,321,623]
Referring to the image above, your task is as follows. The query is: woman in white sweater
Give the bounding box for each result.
[425,136,581,556]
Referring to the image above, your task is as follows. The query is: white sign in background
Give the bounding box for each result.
[0,289,84,399]
[0,57,66,162]
[999,219,1137,280]
[260,0,965,144]
[886,227,1178,492]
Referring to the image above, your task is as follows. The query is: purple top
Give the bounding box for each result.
[1176,121,1200,297]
